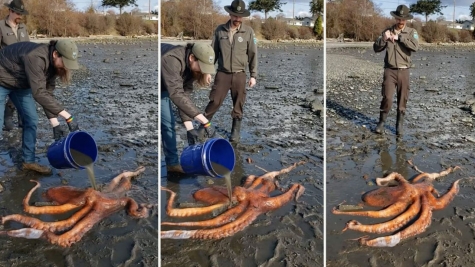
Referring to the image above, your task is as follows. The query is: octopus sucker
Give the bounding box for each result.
[343,196,421,234]
[332,199,410,218]
[334,163,461,247]
[161,162,306,239]
[161,201,250,228]
[0,167,150,247]
[358,195,432,247]
[161,187,229,217]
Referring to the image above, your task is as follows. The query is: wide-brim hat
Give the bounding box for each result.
[4,0,28,15]
[390,5,413,20]
[224,0,250,17]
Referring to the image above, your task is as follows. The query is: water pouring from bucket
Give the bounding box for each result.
[47,131,99,190]
[180,138,236,203]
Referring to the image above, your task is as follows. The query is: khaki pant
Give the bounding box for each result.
[204,71,247,120]
[380,68,410,114]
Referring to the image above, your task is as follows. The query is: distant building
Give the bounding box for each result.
[301,17,314,27]
[462,20,474,31]
[285,17,315,27]
[285,18,303,26]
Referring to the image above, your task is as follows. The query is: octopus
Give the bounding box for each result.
[0,166,151,247]
[332,161,462,247]
[161,161,306,239]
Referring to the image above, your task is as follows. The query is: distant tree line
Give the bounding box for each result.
[9,0,157,37]
[327,0,474,43]
[161,0,323,40]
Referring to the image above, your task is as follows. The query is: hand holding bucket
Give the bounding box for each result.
[47,131,98,169]
[180,138,235,178]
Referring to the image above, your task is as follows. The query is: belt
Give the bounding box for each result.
[219,70,245,74]
[388,67,409,70]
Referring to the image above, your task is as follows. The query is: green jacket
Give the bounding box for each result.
[0,18,29,49]
[373,25,418,68]
[211,21,257,78]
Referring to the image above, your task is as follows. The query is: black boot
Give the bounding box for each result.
[229,118,242,142]
[3,104,14,131]
[375,112,387,134]
[396,111,404,136]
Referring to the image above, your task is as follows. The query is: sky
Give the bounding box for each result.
[213,0,473,21]
[374,0,473,22]
[70,0,159,13]
[214,0,314,19]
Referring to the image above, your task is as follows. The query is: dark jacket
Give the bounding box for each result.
[0,18,29,49]
[161,43,201,122]
[0,42,62,118]
[212,21,257,78]
[373,25,418,68]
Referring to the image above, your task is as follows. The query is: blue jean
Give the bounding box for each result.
[0,86,38,163]
[160,91,179,166]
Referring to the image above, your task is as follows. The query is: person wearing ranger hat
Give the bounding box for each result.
[373,4,418,137]
[199,0,258,143]
[0,0,30,131]
[161,42,218,174]
[0,39,80,175]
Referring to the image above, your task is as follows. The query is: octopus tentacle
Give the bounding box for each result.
[24,180,82,215]
[161,208,259,239]
[356,195,432,247]
[342,196,421,234]
[376,172,410,186]
[411,166,460,183]
[161,187,228,217]
[242,175,258,188]
[260,184,305,210]
[248,161,306,189]
[161,200,250,228]
[424,179,460,210]
[332,199,411,218]
[103,166,146,193]
[2,197,95,233]
[124,197,150,218]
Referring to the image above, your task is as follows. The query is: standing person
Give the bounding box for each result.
[0,0,30,131]
[373,5,418,136]
[161,42,217,174]
[201,0,257,143]
[0,40,81,174]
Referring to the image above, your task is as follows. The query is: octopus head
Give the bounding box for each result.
[233,186,248,202]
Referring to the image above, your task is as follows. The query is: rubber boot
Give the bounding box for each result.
[374,112,387,134]
[3,104,14,131]
[229,118,242,142]
[396,111,404,136]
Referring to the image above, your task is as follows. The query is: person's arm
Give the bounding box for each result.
[373,29,389,53]
[161,55,202,120]
[23,54,65,121]
[247,28,258,79]
[398,29,418,52]
[211,27,220,65]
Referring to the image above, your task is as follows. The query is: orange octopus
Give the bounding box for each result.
[0,166,151,247]
[161,162,306,239]
[332,161,462,247]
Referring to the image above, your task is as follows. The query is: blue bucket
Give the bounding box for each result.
[180,138,235,178]
[47,131,98,169]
